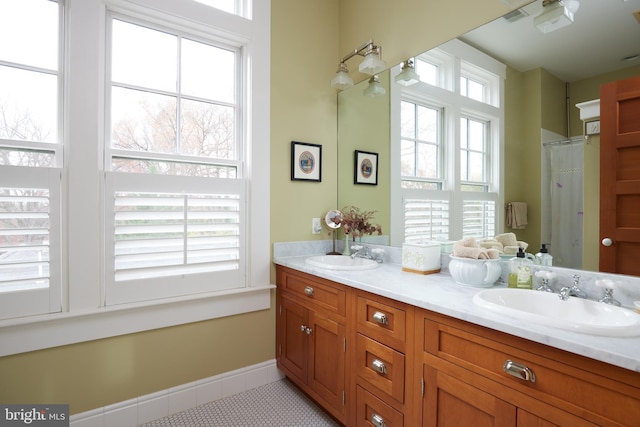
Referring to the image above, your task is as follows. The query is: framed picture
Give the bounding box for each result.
[354,150,378,185]
[291,141,322,182]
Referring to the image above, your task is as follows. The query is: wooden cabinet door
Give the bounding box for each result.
[423,365,516,427]
[278,294,308,384]
[517,408,597,427]
[308,309,346,418]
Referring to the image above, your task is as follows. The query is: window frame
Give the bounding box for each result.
[0,0,271,357]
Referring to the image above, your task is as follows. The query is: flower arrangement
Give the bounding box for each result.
[332,205,382,238]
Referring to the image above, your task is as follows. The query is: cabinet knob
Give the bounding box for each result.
[372,359,388,375]
[305,327,312,335]
[304,286,314,297]
[601,237,613,247]
[371,413,386,427]
[300,325,306,332]
[503,360,536,383]
[372,311,389,325]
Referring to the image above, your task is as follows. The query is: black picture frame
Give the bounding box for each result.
[291,141,322,182]
[354,150,378,185]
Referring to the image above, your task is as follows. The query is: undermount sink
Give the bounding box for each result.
[473,288,640,337]
[305,255,379,271]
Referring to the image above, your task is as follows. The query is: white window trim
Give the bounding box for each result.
[0,0,271,357]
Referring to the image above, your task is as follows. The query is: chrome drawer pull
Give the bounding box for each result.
[503,360,536,383]
[372,311,389,325]
[372,359,388,375]
[304,286,314,297]
[371,413,386,427]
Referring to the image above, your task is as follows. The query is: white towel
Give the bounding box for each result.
[506,202,527,229]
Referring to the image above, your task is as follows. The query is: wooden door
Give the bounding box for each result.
[278,294,308,383]
[308,309,346,419]
[600,75,640,274]
[423,365,516,427]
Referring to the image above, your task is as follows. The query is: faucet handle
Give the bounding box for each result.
[572,274,580,286]
[596,279,621,306]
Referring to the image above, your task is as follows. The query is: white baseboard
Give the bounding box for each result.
[70,360,284,427]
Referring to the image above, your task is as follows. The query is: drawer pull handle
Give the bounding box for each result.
[304,286,314,297]
[503,360,536,383]
[371,413,386,427]
[372,359,388,375]
[372,311,389,325]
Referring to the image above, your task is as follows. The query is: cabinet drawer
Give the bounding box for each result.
[356,334,405,405]
[356,294,407,351]
[279,268,346,316]
[424,316,640,426]
[356,385,403,427]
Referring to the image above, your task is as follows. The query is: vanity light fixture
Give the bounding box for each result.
[330,39,386,90]
[534,0,580,33]
[394,58,420,86]
[363,75,386,98]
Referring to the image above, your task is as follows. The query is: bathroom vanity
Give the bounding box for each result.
[274,255,640,427]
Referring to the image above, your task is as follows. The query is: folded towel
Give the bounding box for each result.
[495,232,518,248]
[479,240,504,251]
[507,202,527,229]
[453,237,500,259]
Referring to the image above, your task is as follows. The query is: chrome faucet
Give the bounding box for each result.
[351,245,384,263]
[558,274,587,301]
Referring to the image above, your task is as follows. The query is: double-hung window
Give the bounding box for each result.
[392,39,504,245]
[0,0,63,320]
[104,14,246,305]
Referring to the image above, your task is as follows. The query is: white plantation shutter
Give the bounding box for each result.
[404,196,450,242]
[462,199,496,239]
[0,166,61,320]
[105,172,245,305]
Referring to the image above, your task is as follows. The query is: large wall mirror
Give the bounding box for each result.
[337,0,640,273]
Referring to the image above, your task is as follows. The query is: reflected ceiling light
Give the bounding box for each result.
[534,0,580,33]
[363,75,386,98]
[330,39,386,90]
[394,58,420,86]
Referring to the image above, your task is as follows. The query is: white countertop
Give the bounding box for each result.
[274,255,640,373]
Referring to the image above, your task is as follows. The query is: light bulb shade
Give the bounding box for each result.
[395,63,420,87]
[363,76,386,97]
[359,51,386,75]
[331,70,354,90]
[534,0,576,33]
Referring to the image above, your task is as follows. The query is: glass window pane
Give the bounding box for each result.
[400,101,415,138]
[193,0,236,15]
[417,106,437,142]
[0,0,58,70]
[469,152,485,181]
[0,66,57,143]
[416,59,437,86]
[182,39,235,103]
[467,79,484,102]
[111,87,177,154]
[181,99,235,159]
[461,151,468,181]
[416,142,438,179]
[400,140,415,176]
[112,20,177,92]
[469,119,485,151]
[460,118,469,149]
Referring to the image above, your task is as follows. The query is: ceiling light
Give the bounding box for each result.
[394,58,420,86]
[330,62,354,90]
[363,75,386,98]
[330,39,386,90]
[534,0,580,33]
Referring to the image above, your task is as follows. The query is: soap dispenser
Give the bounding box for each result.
[508,247,533,289]
[535,244,553,267]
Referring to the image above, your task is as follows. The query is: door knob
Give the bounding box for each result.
[601,237,613,247]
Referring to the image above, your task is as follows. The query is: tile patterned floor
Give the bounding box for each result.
[139,379,340,427]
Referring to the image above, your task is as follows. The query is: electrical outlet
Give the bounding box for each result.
[312,218,321,234]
